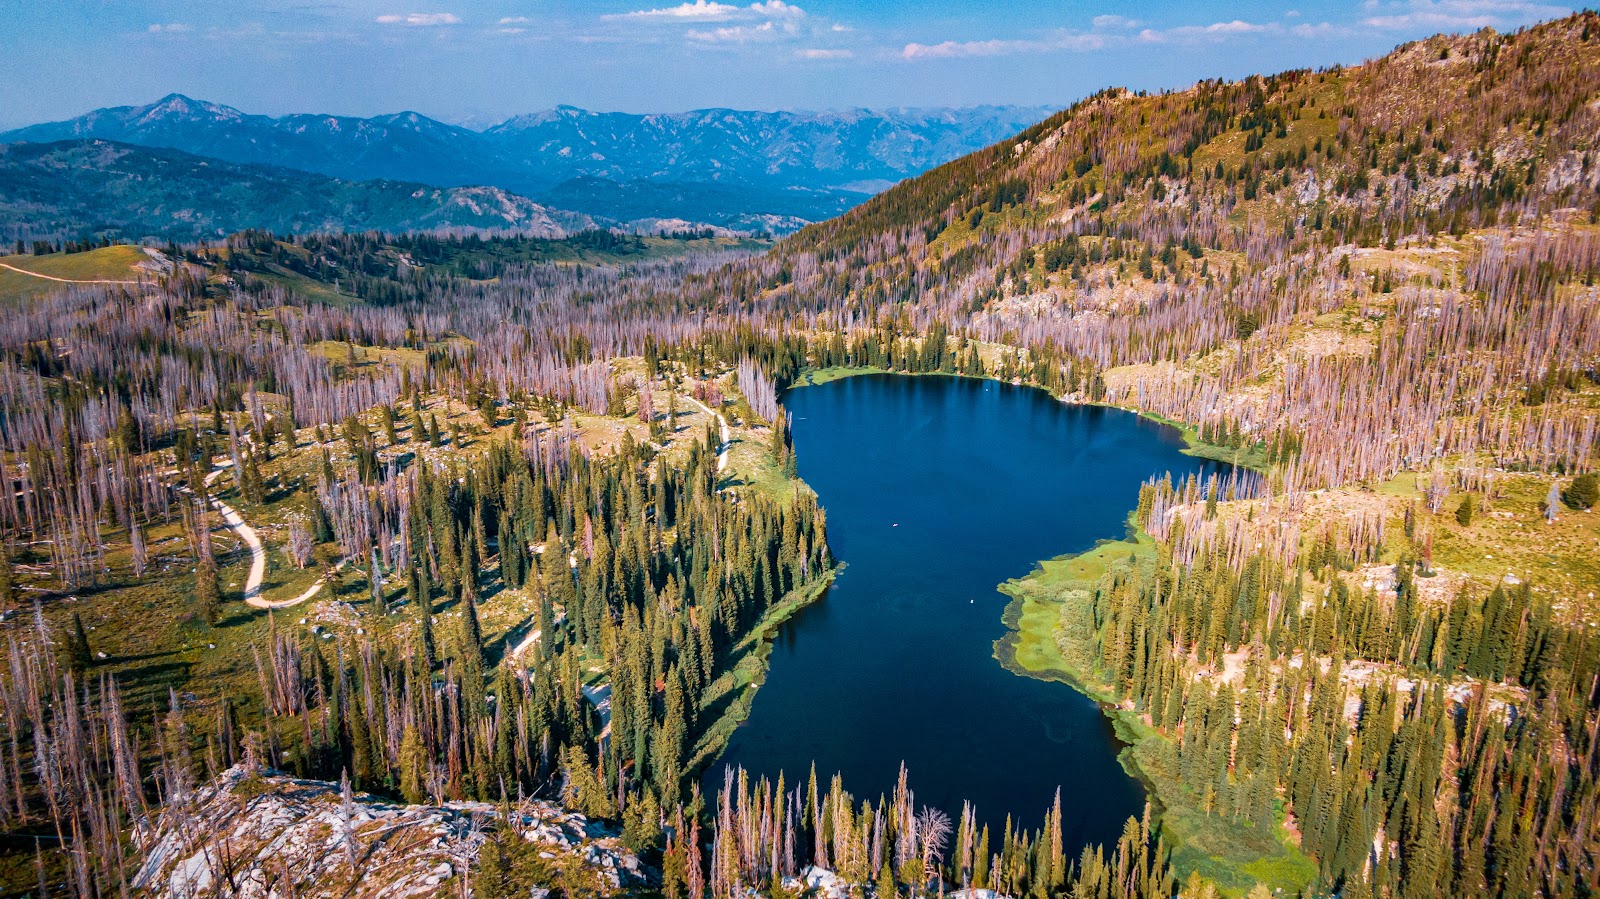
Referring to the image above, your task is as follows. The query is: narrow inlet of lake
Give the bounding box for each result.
[707,373,1222,851]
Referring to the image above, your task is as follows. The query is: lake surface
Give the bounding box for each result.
[707,373,1221,849]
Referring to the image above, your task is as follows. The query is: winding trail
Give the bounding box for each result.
[201,467,324,610]
[506,610,566,663]
[0,261,141,285]
[681,394,731,474]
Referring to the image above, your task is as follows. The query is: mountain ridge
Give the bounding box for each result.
[1,96,1051,227]
[0,139,594,243]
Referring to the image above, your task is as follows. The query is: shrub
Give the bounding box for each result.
[1562,472,1598,510]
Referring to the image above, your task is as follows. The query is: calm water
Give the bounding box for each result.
[707,374,1220,849]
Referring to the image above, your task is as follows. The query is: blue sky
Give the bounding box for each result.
[0,0,1580,128]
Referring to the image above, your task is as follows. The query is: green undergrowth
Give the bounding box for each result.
[0,245,151,305]
[722,433,806,503]
[687,573,835,773]
[1138,411,1271,473]
[792,365,890,387]
[994,523,1315,898]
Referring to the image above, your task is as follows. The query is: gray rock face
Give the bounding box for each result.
[131,764,646,898]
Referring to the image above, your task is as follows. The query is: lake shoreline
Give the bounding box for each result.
[716,372,1208,840]
[688,572,836,779]
[994,533,1318,897]
[791,363,1268,473]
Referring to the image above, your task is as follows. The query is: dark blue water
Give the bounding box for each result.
[708,374,1219,849]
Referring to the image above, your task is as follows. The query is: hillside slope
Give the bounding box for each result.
[0,97,1049,227]
[0,140,591,242]
[717,13,1600,491]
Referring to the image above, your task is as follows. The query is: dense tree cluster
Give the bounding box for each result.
[674,13,1600,489]
[1052,523,1600,897]
[0,11,1597,899]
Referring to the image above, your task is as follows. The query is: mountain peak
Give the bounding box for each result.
[140,93,244,123]
[0,96,1057,229]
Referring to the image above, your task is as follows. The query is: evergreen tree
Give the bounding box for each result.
[0,545,13,614]
[1562,472,1598,510]
[195,550,222,626]
[65,613,93,675]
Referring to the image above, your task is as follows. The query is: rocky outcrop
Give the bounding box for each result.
[132,765,645,898]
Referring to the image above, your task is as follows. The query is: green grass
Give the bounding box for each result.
[792,365,1003,389]
[687,574,834,774]
[993,526,1317,898]
[722,434,807,503]
[0,245,151,304]
[308,339,428,371]
[792,365,890,387]
[16,510,326,729]
[1138,411,1271,472]
[245,268,359,306]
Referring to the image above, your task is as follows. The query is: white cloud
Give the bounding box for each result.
[1091,14,1140,30]
[1139,20,1276,43]
[1361,0,1568,30]
[795,47,852,59]
[376,12,461,26]
[605,0,808,26]
[901,32,1105,60]
[604,1,742,21]
[749,1,805,18]
[609,0,821,46]
[498,16,530,24]
[1289,21,1353,37]
[688,20,779,42]
[147,23,192,34]
[902,38,1034,59]
[901,6,1404,62]
[900,13,1151,61]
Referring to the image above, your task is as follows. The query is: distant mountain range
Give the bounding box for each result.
[0,96,1050,233]
[0,140,591,244]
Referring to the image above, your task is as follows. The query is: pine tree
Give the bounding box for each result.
[399,722,427,803]
[1562,472,1598,510]
[412,567,435,676]
[195,550,222,626]
[0,544,13,614]
[65,613,93,675]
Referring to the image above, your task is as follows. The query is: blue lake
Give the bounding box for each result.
[708,373,1220,850]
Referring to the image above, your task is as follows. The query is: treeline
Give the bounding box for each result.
[205,228,655,306]
[9,235,126,256]
[1053,522,1600,897]
[0,411,830,892]
[669,12,1600,491]
[642,766,1179,899]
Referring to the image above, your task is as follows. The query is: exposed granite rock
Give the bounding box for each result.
[132,764,644,898]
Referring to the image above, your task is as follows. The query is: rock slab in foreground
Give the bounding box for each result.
[132,764,645,898]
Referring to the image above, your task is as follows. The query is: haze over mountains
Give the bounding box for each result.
[0,96,1049,237]
[0,141,594,243]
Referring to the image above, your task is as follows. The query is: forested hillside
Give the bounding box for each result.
[703,13,1600,490]
[0,12,1595,899]
[0,140,592,243]
[1,97,1049,230]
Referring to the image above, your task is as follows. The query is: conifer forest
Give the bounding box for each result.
[0,9,1598,899]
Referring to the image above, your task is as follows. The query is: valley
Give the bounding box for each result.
[0,9,1596,899]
